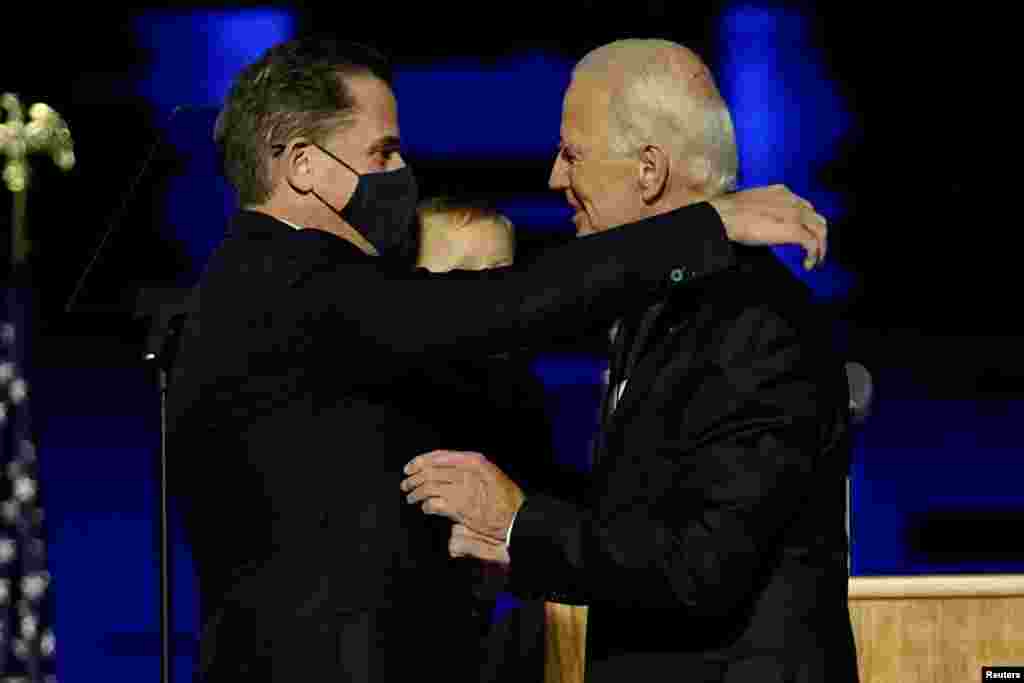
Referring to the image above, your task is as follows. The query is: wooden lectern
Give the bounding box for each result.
[544,575,1024,683]
[850,574,1024,682]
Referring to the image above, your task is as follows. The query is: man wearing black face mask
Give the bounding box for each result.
[167,37,830,682]
[307,141,420,264]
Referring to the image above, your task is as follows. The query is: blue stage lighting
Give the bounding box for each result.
[718,4,857,300]
[393,53,573,159]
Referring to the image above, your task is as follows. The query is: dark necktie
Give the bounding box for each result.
[593,301,666,466]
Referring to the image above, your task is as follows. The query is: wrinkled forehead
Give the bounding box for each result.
[561,74,613,145]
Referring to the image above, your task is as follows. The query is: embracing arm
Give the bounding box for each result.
[505,305,841,614]
[291,188,826,360]
[299,202,731,359]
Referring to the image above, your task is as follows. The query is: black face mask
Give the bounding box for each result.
[311,143,419,264]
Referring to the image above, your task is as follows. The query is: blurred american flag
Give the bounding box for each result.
[1,287,56,681]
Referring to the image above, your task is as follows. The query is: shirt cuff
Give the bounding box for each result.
[505,506,520,547]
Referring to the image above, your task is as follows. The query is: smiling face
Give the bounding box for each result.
[548,74,646,236]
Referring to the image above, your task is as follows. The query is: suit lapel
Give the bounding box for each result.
[609,296,698,425]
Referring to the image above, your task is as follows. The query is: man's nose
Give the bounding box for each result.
[548,156,567,190]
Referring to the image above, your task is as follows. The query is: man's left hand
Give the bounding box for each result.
[401,449,524,544]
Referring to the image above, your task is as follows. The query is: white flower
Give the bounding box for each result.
[10,377,28,403]
[21,614,38,639]
[14,476,37,503]
[22,572,49,600]
[41,630,56,657]
[0,538,15,564]
[2,499,19,523]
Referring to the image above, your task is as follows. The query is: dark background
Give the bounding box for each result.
[3,2,1020,680]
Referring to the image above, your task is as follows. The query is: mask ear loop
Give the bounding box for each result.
[305,143,361,217]
[270,140,359,173]
[312,142,360,177]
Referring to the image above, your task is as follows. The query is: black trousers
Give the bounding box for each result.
[199,603,482,682]
[336,606,482,683]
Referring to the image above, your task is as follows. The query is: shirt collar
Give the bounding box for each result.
[278,217,304,231]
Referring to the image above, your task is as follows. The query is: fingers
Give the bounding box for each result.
[403,480,450,505]
[399,470,453,494]
[813,211,828,264]
[800,223,821,271]
[790,195,826,270]
[801,209,827,270]
[399,471,424,493]
[404,450,484,475]
[402,474,463,523]
[404,450,445,475]
[769,195,828,269]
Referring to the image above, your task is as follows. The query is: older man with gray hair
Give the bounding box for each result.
[403,38,858,682]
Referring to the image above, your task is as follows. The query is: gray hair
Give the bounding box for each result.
[574,39,738,196]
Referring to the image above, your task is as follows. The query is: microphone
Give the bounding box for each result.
[845,361,873,424]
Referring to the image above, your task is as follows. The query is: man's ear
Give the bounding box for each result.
[283,139,315,193]
[639,144,670,204]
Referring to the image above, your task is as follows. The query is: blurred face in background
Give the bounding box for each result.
[417,209,514,272]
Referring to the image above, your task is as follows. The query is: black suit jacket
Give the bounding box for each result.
[166,205,735,681]
[418,353,553,683]
[508,246,858,682]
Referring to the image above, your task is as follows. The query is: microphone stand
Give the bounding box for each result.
[61,104,209,682]
[136,287,191,683]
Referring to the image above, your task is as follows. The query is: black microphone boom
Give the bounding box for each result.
[63,104,195,314]
[62,103,203,683]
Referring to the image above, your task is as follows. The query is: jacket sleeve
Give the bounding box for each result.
[505,301,843,616]
[288,202,734,361]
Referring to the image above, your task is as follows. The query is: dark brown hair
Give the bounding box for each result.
[215,37,392,206]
